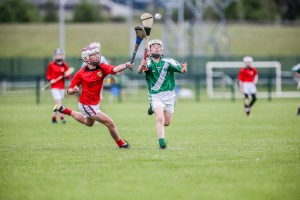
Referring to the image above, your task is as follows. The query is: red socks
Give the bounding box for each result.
[63,108,72,115]
[116,139,125,147]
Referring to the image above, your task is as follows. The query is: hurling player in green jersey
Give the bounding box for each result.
[138,39,188,149]
[292,63,300,116]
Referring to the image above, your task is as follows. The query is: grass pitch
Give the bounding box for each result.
[0,92,299,200]
[0,23,299,57]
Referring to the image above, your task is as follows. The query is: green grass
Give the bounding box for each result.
[0,91,299,200]
[0,23,299,57]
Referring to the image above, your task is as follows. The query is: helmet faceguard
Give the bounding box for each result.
[148,39,163,50]
[81,46,101,66]
[148,39,163,59]
[53,48,64,65]
[243,56,253,67]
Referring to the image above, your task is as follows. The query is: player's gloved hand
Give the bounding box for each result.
[142,65,148,72]
[141,59,148,71]
[141,59,147,66]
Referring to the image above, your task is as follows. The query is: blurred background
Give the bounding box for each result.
[0,0,299,102]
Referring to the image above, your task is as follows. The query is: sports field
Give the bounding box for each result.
[0,23,299,57]
[0,91,299,200]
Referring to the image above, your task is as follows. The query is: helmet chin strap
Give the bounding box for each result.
[55,60,63,65]
[151,53,161,59]
[91,61,100,66]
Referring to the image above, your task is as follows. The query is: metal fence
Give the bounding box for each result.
[0,55,299,103]
[0,55,299,80]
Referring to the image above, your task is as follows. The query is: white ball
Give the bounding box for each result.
[155,13,161,20]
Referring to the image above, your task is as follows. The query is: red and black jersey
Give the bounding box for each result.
[238,66,258,82]
[46,61,71,89]
[69,63,116,105]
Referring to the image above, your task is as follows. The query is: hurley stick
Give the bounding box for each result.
[141,13,153,64]
[130,26,146,64]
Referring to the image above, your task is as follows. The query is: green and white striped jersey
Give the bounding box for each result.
[292,63,300,73]
[144,56,182,94]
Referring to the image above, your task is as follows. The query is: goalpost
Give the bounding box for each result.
[206,61,283,98]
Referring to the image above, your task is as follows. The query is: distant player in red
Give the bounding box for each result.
[238,56,258,116]
[291,63,300,116]
[53,44,134,148]
[46,48,71,124]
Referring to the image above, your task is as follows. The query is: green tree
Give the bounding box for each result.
[0,0,40,23]
[44,0,58,22]
[275,0,300,20]
[73,0,106,22]
[225,0,280,21]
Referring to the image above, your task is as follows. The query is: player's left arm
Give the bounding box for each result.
[254,75,258,85]
[180,62,188,74]
[293,71,300,79]
[253,68,258,85]
[291,63,300,79]
[168,58,185,73]
[63,62,71,79]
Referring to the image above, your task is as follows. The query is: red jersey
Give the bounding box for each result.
[69,63,116,105]
[46,61,71,89]
[238,67,258,82]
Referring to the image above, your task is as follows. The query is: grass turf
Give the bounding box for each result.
[0,92,299,200]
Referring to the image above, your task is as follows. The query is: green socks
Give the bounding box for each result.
[159,138,166,148]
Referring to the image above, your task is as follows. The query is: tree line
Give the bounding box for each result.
[0,0,299,23]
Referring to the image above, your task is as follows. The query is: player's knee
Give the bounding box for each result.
[164,122,170,126]
[83,118,95,127]
[104,121,115,129]
[84,121,94,127]
[156,115,164,124]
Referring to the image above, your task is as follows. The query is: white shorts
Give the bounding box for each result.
[51,89,65,101]
[149,90,176,113]
[242,82,257,94]
[78,103,100,118]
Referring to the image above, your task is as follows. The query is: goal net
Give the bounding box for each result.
[205,61,299,98]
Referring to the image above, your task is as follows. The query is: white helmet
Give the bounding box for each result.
[148,39,163,50]
[53,48,64,60]
[81,45,100,65]
[243,56,253,63]
[89,42,101,50]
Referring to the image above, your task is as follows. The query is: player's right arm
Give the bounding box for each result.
[238,69,244,93]
[67,86,79,95]
[46,63,53,82]
[138,59,148,74]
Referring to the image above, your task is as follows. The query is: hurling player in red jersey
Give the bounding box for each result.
[238,56,258,116]
[53,45,134,148]
[46,48,71,124]
[291,63,300,116]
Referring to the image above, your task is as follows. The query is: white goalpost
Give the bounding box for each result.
[206,61,285,98]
